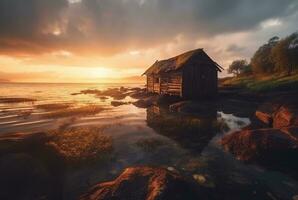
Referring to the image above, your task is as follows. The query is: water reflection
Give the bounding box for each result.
[146,105,219,153]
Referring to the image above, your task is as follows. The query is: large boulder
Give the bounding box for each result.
[80,167,205,200]
[273,105,298,129]
[255,102,280,126]
[281,126,298,141]
[221,128,298,162]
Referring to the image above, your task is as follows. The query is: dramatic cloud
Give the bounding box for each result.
[0,0,298,56]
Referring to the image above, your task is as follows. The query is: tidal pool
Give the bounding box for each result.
[0,83,297,200]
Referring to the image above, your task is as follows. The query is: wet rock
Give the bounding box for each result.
[119,87,129,92]
[112,94,127,100]
[221,128,298,162]
[255,102,280,126]
[101,88,125,99]
[133,95,182,109]
[133,96,157,108]
[0,97,36,103]
[111,101,130,107]
[81,89,102,95]
[130,87,142,91]
[71,92,81,96]
[192,174,215,188]
[98,96,108,101]
[130,88,150,99]
[35,103,72,111]
[80,166,205,200]
[273,105,298,129]
[281,126,298,141]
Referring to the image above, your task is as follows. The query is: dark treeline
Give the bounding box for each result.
[228,32,298,76]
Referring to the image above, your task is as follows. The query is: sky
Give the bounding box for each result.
[0,0,298,83]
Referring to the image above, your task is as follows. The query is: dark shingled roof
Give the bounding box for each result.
[143,48,223,75]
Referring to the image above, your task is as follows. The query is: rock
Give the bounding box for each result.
[130,88,151,99]
[119,87,128,92]
[169,101,189,112]
[273,105,298,129]
[71,92,81,96]
[80,166,205,200]
[255,111,272,126]
[98,96,108,100]
[81,89,102,95]
[221,128,298,162]
[0,97,37,103]
[281,126,298,141]
[133,96,157,108]
[111,101,130,107]
[255,102,280,126]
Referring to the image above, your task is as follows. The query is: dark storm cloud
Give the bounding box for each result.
[0,0,68,55]
[0,0,297,55]
[226,44,246,53]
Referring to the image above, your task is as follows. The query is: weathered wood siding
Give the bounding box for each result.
[161,72,182,96]
[146,65,217,99]
[147,75,154,92]
[146,72,183,96]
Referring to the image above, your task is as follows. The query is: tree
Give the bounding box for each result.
[271,33,298,75]
[228,59,248,76]
[288,33,298,74]
[251,36,279,74]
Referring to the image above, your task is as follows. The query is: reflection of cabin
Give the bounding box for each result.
[146,106,217,152]
[143,49,223,99]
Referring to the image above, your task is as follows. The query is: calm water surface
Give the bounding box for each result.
[0,83,297,200]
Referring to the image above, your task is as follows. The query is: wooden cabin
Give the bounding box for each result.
[143,49,223,99]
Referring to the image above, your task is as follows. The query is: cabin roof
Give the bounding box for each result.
[143,48,223,75]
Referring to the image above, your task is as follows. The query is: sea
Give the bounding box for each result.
[0,82,297,200]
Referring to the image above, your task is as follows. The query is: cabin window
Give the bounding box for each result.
[155,77,160,83]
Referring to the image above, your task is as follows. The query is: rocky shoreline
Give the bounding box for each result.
[0,86,297,199]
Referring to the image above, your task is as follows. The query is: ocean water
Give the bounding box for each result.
[0,83,297,200]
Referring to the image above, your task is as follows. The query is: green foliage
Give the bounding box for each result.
[271,33,298,75]
[250,36,279,74]
[249,32,298,75]
[222,73,298,92]
[228,59,249,76]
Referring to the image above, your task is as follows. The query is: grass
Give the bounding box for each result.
[221,73,298,92]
